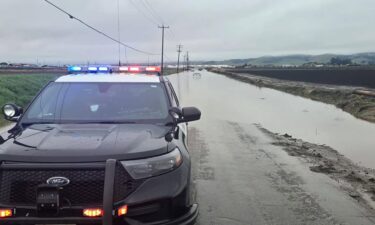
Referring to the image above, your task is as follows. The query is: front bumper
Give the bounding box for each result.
[0,159,197,225]
[125,204,198,225]
[0,204,198,225]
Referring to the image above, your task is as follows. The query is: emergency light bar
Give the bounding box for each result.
[67,65,161,75]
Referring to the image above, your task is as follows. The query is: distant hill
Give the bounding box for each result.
[196,52,375,66]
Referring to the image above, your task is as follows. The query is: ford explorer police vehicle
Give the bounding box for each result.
[0,66,201,225]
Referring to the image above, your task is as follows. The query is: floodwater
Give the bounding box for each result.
[168,70,375,169]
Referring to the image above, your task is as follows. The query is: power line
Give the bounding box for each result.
[127,0,159,26]
[126,0,181,63]
[44,0,158,56]
[164,54,173,63]
[128,0,178,43]
[142,0,165,25]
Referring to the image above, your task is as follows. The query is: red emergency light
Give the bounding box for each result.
[117,66,161,74]
[129,66,140,72]
[145,66,161,72]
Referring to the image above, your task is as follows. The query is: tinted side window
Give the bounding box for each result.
[168,83,180,106]
[165,82,178,107]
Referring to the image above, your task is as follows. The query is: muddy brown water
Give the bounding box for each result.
[169,70,375,169]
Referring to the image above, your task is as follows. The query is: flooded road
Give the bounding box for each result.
[168,70,375,168]
[169,70,375,225]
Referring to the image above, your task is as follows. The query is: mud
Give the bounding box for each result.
[211,69,375,123]
[187,119,375,225]
[258,124,375,210]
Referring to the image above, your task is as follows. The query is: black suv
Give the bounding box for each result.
[0,70,200,225]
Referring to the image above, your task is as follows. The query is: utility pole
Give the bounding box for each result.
[176,44,183,73]
[186,51,190,71]
[183,53,187,71]
[117,0,121,66]
[158,25,169,75]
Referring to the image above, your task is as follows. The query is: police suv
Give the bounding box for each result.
[0,66,200,225]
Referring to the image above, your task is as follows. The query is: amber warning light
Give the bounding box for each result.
[118,205,128,217]
[0,209,13,218]
[83,208,103,217]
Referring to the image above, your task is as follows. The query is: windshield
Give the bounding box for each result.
[22,82,170,124]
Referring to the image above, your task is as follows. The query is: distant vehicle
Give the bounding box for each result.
[193,72,202,78]
[0,66,201,225]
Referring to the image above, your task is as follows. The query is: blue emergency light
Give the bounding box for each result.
[88,66,98,72]
[68,66,82,72]
[98,66,109,72]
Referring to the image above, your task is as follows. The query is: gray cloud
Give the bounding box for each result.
[1,0,375,64]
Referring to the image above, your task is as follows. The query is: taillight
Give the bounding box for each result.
[117,205,128,217]
[83,208,103,217]
[0,209,13,218]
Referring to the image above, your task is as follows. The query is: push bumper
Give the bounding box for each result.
[0,159,198,225]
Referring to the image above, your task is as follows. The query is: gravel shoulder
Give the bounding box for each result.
[211,69,375,123]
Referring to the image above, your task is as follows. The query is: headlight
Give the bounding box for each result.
[121,148,183,180]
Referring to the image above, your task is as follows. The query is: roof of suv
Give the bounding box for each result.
[55,73,161,83]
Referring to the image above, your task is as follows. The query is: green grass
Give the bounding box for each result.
[0,74,58,127]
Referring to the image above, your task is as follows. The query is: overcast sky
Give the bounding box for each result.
[1,0,375,64]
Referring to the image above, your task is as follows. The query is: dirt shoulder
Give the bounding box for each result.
[210,69,375,123]
[258,124,375,211]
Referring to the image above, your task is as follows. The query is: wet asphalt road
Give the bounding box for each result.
[168,71,375,225]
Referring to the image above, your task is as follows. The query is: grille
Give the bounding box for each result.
[0,163,140,206]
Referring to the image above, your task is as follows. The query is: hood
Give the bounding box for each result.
[0,124,171,163]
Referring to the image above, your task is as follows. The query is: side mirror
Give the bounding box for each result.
[181,107,201,122]
[2,104,23,122]
[169,107,182,120]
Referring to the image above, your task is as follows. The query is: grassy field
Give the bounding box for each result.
[0,74,58,127]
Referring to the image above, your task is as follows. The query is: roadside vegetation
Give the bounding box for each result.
[0,74,57,127]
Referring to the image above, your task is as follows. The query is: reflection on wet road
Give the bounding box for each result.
[168,71,375,168]
[169,71,375,225]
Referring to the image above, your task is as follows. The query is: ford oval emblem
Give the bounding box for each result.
[46,177,70,186]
